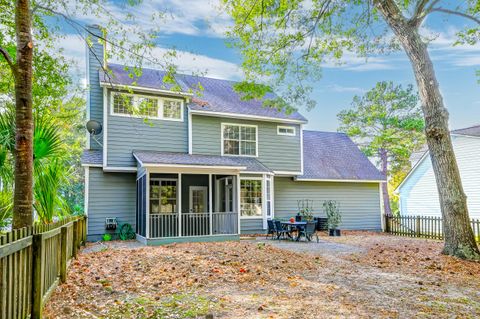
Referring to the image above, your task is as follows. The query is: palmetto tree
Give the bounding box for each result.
[0,106,69,224]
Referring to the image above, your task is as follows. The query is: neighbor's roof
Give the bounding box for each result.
[452,124,480,137]
[81,149,102,166]
[298,131,385,181]
[99,64,307,123]
[133,150,272,173]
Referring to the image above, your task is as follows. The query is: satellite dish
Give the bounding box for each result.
[86,120,102,135]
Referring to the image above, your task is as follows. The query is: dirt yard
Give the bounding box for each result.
[44,232,480,318]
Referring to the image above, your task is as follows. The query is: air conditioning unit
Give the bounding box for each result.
[105,217,118,230]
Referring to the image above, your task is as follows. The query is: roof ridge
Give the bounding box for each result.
[108,63,239,84]
[452,124,480,132]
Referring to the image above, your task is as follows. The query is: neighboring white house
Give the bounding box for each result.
[397,125,480,219]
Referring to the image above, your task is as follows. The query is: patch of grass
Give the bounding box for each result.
[105,293,218,319]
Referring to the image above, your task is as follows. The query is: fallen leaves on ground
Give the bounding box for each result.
[44,234,480,318]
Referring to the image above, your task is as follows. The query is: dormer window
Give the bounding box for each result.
[111,92,183,121]
[222,123,257,157]
[277,125,296,136]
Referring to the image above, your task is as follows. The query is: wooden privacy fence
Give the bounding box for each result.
[0,216,87,319]
[385,214,480,242]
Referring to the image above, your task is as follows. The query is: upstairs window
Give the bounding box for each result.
[113,93,133,115]
[137,97,159,117]
[163,99,182,119]
[277,126,296,136]
[222,124,257,156]
[111,92,183,121]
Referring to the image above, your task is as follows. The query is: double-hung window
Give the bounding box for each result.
[111,92,183,121]
[222,124,257,156]
[240,179,262,217]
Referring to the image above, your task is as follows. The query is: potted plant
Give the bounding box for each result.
[297,199,314,221]
[323,200,342,236]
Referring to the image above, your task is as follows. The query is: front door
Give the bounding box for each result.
[189,186,208,213]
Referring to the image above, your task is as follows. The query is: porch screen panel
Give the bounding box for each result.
[136,175,147,237]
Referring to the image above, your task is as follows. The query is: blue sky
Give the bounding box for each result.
[55,0,480,132]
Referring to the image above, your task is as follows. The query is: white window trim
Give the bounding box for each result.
[149,177,179,215]
[221,123,259,157]
[110,91,184,122]
[239,176,264,219]
[277,125,296,136]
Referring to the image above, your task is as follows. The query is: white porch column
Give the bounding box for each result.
[146,169,150,239]
[178,173,182,237]
[209,174,213,235]
[262,174,267,230]
[236,174,241,235]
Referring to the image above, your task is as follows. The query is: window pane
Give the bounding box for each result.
[224,140,239,155]
[113,93,133,115]
[163,100,182,119]
[241,141,256,156]
[240,180,262,217]
[241,126,256,141]
[138,97,158,117]
[223,125,239,139]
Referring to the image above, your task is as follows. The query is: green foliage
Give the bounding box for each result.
[34,160,72,224]
[0,190,13,229]
[222,0,480,110]
[0,107,75,224]
[118,223,136,240]
[323,200,341,230]
[102,233,112,242]
[338,81,425,177]
[297,199,314,221]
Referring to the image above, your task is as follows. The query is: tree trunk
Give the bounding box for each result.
[379,148,392,216]
[12,0,34,229]
[375,1,480,260]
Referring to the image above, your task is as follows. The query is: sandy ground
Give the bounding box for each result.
[44,232,480,318]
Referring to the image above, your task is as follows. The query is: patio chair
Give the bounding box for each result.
[297,221,319,242]
[274,220,291,240]
[266,219,276,239]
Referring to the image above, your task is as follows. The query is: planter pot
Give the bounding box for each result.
[328,229,341,236]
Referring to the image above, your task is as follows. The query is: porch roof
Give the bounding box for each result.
[133,150,272,173]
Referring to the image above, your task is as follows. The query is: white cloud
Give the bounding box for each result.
[137,47,242,80]
[326,84,365,94]
[53,33,242,82]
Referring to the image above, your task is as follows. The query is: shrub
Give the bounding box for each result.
[102,233,112,241]
[323,200,342,229]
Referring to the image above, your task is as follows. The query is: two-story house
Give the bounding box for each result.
[81,26,385,244]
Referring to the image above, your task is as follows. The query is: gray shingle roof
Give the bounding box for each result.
[298,131,385,181]
[81,149,102,165]
[452,124,480,137]
[133,150,272,173]
[100,64,307,123]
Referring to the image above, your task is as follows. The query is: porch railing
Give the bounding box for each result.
[149,212,238,239]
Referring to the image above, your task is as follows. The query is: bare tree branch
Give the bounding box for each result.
[430,7,480,25]
[0,45,16,73]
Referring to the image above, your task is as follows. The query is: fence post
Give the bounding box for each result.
[60,226,68,283]
[415,216,421,237]
[72,220,78,259]
[385,215,390,233]
[31,234,44,319]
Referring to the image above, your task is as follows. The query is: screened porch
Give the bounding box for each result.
[136,173,240,240]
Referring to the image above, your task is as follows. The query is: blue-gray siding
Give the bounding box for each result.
[274,177,382,230]
[106,92,189,167]
[192,115,301,172]
[87,26,104,150]
[240,219,264,234]
[87,168,136,240]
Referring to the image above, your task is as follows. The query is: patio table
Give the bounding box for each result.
[281,221,307,241]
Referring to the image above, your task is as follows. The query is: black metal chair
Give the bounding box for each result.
[298,221,319,242]
[266,219,276,239]
[274,220,290,240]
